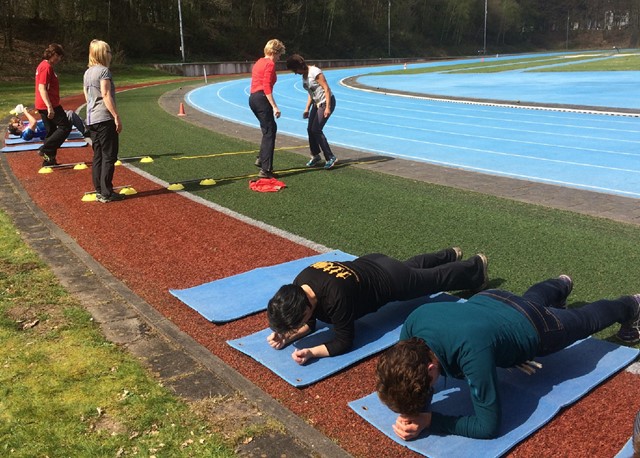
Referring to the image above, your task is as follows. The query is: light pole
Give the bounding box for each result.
[388,0,391,57]
[566,13,570,50]
[483,0,487,55]
[178,0,185,62]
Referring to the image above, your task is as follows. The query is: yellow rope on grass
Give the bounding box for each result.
[173,145,304,161]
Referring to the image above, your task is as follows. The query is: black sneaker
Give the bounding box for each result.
[42,158,58,167]
[617,294,640,343]
[258,169,278,179]
[255,157,262,168]
[96,193,125,203]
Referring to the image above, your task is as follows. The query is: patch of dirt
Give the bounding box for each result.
[91,413,127,436]
[190,394,276,442]
[5,303,65,334]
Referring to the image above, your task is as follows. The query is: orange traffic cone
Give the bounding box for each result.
[178,102,186,116]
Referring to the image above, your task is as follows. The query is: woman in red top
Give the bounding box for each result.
[249,39,286,179]
[35,43,72,167]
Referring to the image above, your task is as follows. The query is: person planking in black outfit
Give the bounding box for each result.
[266,247,488,365]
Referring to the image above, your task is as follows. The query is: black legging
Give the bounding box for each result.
[362,249,485,301]
[249,91,276,172]
[38,105,72,158]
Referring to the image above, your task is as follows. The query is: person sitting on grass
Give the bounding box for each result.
[8,104,89,143]
[375,275,640,441]
[266,247,488,365]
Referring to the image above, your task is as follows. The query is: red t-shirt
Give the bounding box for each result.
[35,60,60,110]
[250,57,277,95]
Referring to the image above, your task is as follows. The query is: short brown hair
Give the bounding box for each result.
[44,43,64,60]
[286,54,306,72]
[7,117,21,136]
[376,337,436,415]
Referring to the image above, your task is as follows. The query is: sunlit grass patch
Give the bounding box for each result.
[0,210,234,457]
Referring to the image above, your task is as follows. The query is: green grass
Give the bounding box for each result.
[535,53,640,72]
[118,81,640,346]
[0,210,234,457]
[0,64,182,116]
[374,51,640,76]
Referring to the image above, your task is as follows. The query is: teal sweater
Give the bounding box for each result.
[400,294,539,439]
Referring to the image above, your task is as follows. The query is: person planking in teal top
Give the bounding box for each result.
[376,275,640,440]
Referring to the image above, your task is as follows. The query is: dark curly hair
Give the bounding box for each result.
[43,43,64,60]
[376,337,436,415]
[267,284,310,335]
[286,54,307,73]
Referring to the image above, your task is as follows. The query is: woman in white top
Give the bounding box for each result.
[286,54,337,170]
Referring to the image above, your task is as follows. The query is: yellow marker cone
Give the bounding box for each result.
[140,156,154,163]
[199,178,216,186]
[115,160,122,166]
[119,187,137,195]
[38,166,53,174]
[81,193,97,202]
[73,163,88,170]
[167,183,184,191]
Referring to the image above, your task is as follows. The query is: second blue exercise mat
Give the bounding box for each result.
[227,292,462,387]
[4,130,84,145]
[169,250,356,323]
[349,337,639,458]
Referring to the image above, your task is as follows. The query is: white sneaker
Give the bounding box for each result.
[10,104,25,115]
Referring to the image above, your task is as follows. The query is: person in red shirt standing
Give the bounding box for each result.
[249,39,286,179]
[35,43,72,166]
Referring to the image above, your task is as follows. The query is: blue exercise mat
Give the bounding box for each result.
[227,292,463,387]
[614,438,634,458]
[1,141,87,153]
[170,250,356,323]
[5,131,84,145]
[349,337,639,458]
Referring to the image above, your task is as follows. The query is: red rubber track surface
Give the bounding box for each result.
[5,91,639,457]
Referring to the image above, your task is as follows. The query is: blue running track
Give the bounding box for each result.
[186,53,640,199]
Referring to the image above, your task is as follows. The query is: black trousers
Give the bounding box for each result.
[88,119,119,197]
[364,248,485,302]
[38,105,72,158]
[249,91,277,172]
[308,95,336,160]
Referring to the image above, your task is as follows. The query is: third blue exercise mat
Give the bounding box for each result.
[1,141,87,153]
[227,293,462,387]
[349,337,639,458]
[169,250,356,323]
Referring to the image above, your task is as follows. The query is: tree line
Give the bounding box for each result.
[1,0,638,62]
